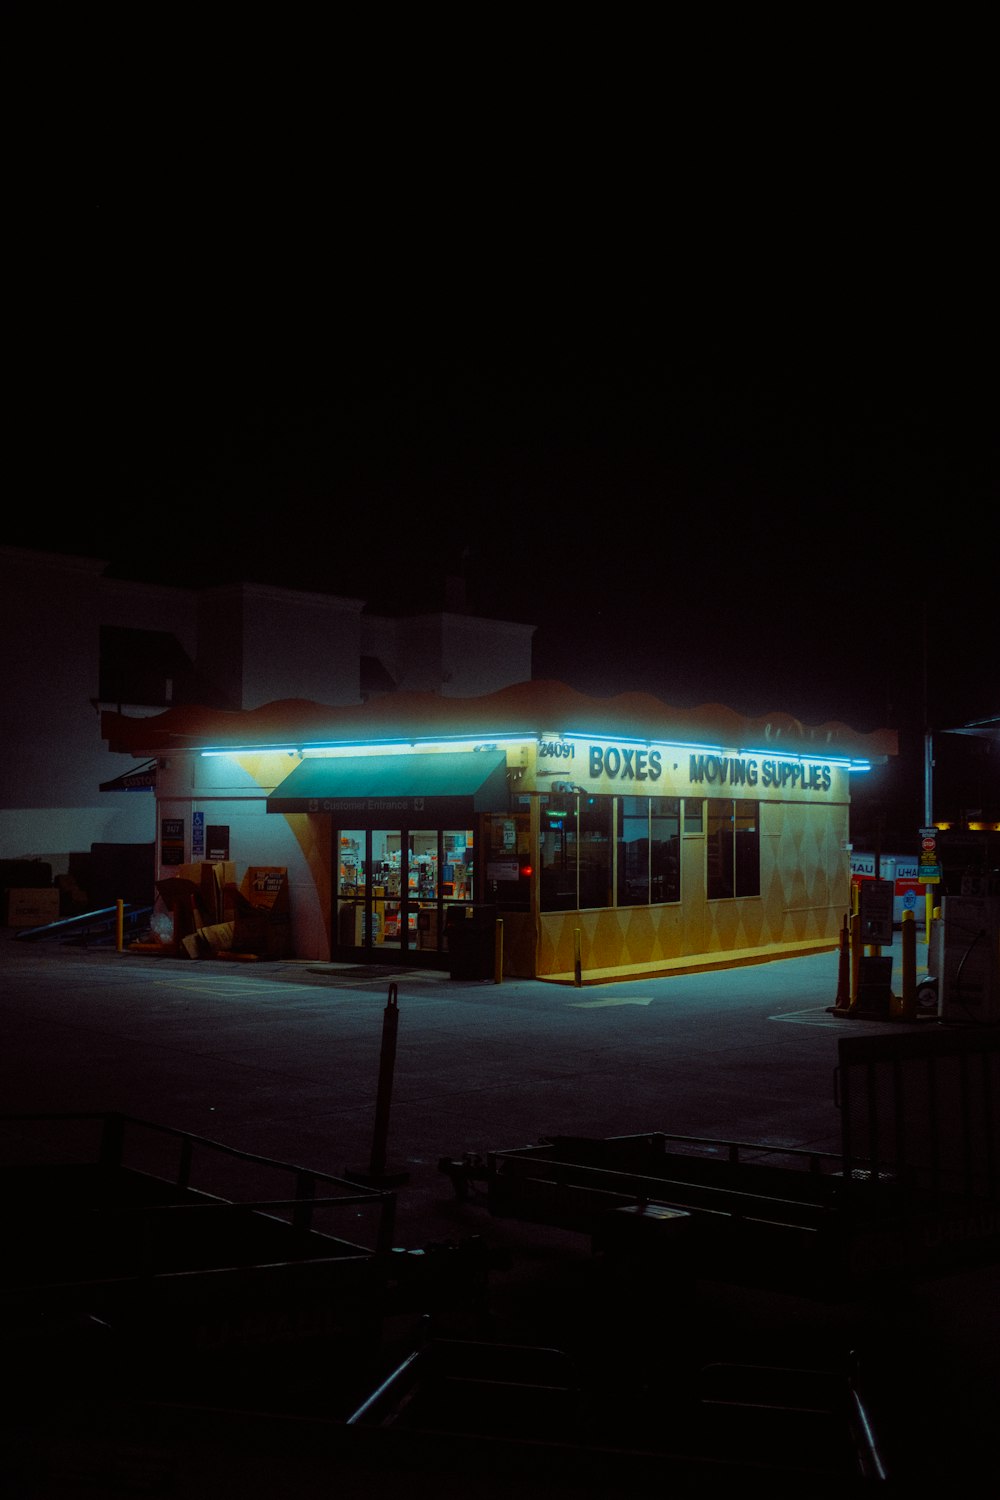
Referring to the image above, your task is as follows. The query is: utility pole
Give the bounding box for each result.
[921,615,936,944]
[923,614,934,825]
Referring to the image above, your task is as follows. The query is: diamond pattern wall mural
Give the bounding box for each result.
[537,800,850,978]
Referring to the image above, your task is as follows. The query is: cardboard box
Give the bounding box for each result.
[233,867,291,958]
[4,888,60,928]
[170,862,237,924]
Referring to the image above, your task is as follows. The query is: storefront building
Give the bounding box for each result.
[102,681,896,980]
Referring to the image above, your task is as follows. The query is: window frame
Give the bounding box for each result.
[706,797,760,900]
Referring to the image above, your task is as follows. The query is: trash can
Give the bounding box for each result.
[445,904,497,980]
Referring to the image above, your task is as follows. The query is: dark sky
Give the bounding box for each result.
[6,126,997,848]
[4,24,996,846]
[7,21,996,663]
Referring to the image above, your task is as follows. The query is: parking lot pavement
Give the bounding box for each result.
[3,927,999,1486]
[0,925,937,1274]
[0,929,926,1193]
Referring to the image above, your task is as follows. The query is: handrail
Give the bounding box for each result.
[0,1110,397,1252]
[345,1346,426,1425]
[1,1111,387,1189]
[14,905,152,941]
[546,1129,844,1174]
[847,1352,891,1481]
[492,1152,837,1224]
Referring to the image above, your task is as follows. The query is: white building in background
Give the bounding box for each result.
[0,546,535,910]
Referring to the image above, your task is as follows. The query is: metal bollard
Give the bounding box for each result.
[369,984,401,1181]
[347,984,409,1187]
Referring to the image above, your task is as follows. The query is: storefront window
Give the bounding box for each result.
[578,794,612,909]
[540,796,577,910]
[734,803,760,898]
[650,796,681,903]
[484,812,530,909]
[404,829,437,945]
[707,799,760,900]
[369,829,399,943]
[618,797,680,906]
[338,830,365,896]
[442,830,474,902]
[618,796,650,905]
[337,829,368,945]
[683,798,704,834]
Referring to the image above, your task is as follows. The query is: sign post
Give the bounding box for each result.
[919,826,941,945]
[918,827,941,885]
[858,878,894,950]
[917,828,941,942]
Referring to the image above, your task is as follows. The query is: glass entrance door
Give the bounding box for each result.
[335,827,476,962]
[338,828,406,953]
[336,829,369,949]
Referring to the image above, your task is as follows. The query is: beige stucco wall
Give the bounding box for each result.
[535,799,850,978]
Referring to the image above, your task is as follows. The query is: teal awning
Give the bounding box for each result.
[266,750,509,823]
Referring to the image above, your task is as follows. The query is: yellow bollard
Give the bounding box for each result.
[898,910,917,1020]
[494,918,503,985]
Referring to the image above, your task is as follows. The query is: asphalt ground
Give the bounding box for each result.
[1,929,930,1258]
[0,929,928,1200]
[3,927,998,1492]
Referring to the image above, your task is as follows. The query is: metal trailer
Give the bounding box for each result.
[345,1334,889,1486]
[0,1111,398,1416]
[440,1026,1000,1299]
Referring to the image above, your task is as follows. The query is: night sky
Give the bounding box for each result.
[7,172,997,842]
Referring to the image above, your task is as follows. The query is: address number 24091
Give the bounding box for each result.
[538,742,575,759]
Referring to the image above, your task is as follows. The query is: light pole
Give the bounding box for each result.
[922,617,936,943]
